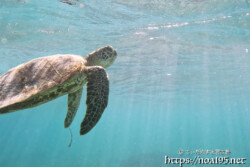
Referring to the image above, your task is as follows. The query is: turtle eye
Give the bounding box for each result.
[104,46,113,53]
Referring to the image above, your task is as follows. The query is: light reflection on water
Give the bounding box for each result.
[0,0,250,166]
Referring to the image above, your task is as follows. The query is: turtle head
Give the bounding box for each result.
[85,46,117,68]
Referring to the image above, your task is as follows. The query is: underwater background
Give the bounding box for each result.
[0,0,250,166]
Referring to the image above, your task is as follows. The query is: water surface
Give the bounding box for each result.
[0,0,250,166]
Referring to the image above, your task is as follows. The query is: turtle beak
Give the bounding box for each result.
[113,50,117,57]
[112,49,117,62]
[110,50,117,66]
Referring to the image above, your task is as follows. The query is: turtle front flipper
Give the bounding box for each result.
[64,87,83,128]
[80,66,109,135]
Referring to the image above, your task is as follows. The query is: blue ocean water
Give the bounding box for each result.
[0,0,250,166]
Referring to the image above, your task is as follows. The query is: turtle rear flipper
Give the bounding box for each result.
[80,66,109,135]
[64,87,83,128]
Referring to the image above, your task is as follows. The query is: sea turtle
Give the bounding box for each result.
[0,46,117,135]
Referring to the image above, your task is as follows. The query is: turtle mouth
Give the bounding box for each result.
[104,49,117,68]
[113,50,117,58]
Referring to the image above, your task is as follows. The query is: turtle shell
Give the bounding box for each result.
[0,54,85,113]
